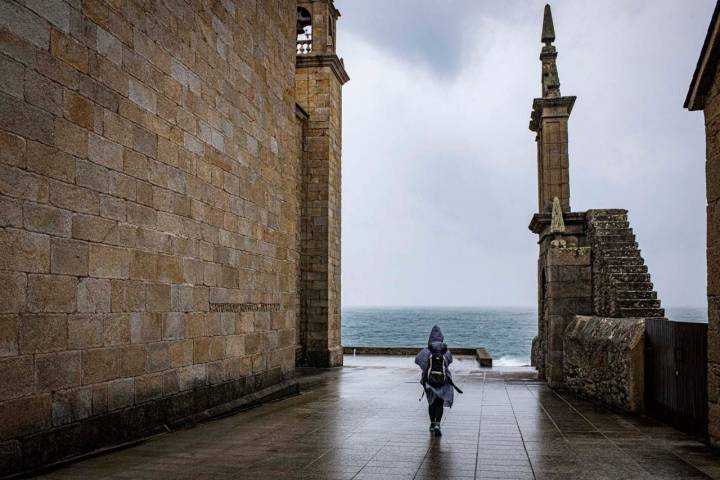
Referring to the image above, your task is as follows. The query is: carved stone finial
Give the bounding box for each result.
[542,4,555,45]
[550,197,565,233]
[540,5,560,98]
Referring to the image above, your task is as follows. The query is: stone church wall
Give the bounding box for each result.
[295,64,343,366]
[704,59,720,443]
[0,1,303,474]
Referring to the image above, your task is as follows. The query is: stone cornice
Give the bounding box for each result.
[529,211,586,235]
[529,95,576,131]
[296,54,350,85]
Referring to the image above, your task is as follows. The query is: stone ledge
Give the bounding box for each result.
[1,370,298,479]
[529,95,577,131]
[476,347,493,367]
[528,211,586,237]
[343,346,493,367]
[296,54,350,85]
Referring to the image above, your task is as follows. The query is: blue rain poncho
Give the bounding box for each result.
[414,325,454,407]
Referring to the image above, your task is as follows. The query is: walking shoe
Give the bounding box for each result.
[429,422,436,433]
[433,424,442,437]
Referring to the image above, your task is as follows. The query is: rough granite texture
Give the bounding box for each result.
[563,315,645,413]
[0,0,346,475]
[704,57,720,445]
[685,5,720,446]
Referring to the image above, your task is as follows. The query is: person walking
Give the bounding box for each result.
[415,325,457,437]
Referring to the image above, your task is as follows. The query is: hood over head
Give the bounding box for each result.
[428,325,444,345]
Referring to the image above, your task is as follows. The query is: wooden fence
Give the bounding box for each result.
[644,318,708,435]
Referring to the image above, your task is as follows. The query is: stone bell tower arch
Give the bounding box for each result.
[295,0,349,367]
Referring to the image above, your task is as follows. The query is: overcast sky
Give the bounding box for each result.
[334,0,714,309]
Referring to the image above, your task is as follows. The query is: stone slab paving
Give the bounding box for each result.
[34,358,720,479]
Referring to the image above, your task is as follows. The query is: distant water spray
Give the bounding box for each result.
[494,356,531,367]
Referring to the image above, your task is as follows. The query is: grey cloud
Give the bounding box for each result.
[336,0,530,78]
[336,0,715,308]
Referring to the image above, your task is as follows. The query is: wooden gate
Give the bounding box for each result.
[644,318,708,435]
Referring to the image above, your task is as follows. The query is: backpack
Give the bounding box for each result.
[426,342,447,387]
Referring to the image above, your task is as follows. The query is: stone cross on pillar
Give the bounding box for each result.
[530,4,576,214]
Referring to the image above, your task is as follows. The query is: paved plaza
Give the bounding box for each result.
[34,357,720,479]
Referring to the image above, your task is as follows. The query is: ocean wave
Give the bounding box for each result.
[494,355,530,367]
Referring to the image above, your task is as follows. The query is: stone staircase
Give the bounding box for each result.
[586,209,665,318]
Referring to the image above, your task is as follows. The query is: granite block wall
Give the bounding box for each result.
[704,59,720,444]
[539,245,592,386]
[0,0,305,474]
[295,63,343,367]
[293,0,346,367]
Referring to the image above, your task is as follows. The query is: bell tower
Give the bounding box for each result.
[295,0,349,367]
[530,4,576,214]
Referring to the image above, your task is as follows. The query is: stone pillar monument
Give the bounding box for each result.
[295,0,349,367]
[529,5,592,387]
[529,5,576,214]
[529,5,664,390]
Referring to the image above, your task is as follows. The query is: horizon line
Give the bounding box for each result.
[341,304,708,310]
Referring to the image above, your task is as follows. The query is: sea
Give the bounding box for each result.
[341,306,708,367]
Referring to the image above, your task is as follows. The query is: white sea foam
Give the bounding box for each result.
[493,355,530,367]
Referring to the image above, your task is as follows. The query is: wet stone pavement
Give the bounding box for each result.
[35,356,720,479]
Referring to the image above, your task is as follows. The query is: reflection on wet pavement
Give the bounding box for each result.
[35,357,720,479]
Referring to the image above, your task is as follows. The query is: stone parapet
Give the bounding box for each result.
[342,346,493,367]
[563,316,645,413]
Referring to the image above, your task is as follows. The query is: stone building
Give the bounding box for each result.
[529,5,665,409]
[685,0,720,447]
[0,0,347,475]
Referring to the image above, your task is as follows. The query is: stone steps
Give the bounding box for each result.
[601,265,648,274]
[602,256,645,266]
[609,272,651,283]
[617,307,665,318]
[587,212,663,319]
[586,213,628,223]
[616,298,662,309]
[594,247,645,265]
[588,220,630,230]
[594,235,637,245]
[613,281,655,291]
[615,289,658,300]
[590,228,635,238]
[595,239,639,248]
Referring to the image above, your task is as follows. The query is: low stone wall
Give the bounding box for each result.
[563,316,645,413]
[342,346,493,367]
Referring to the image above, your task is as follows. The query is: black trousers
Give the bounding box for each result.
[428,398,444,423]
